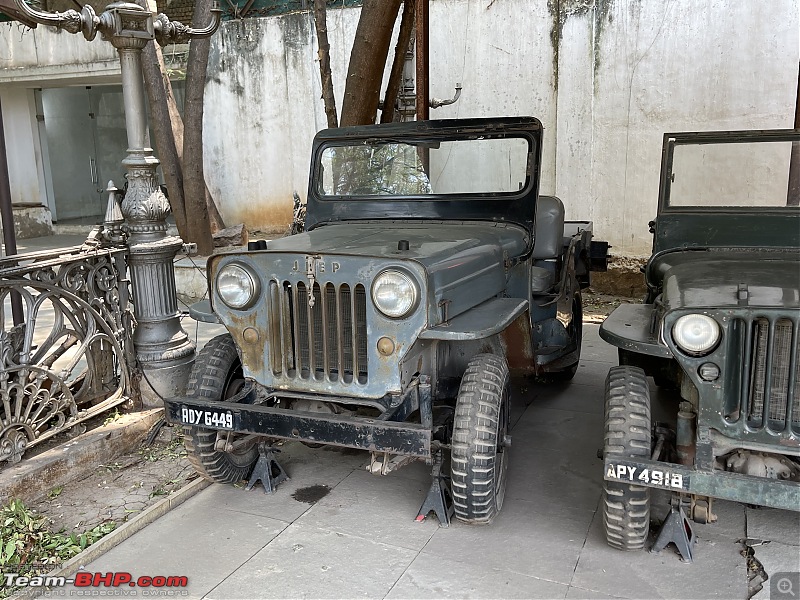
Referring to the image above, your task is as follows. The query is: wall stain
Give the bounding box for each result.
[593,0,614,92]
[547,0,594,93]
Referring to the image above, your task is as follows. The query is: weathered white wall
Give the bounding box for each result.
[204,9,362,228]
[582,0,797,252]
[0,1,797,252]
[0,22,120,85]
[204,0,798,253]
[0,87,47,206]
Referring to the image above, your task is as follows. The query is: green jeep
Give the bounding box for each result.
[599,129,800,559]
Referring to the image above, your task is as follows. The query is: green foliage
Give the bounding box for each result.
[138,437,186,462]
[0,499,116,597]
[102,409,122,427]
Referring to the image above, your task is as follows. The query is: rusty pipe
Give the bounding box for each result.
[430,83,462,109]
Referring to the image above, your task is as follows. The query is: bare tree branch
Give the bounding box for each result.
[380,0,414,124]
[313,0,338,128]
[340,0,403,127]
[182,0,215,254]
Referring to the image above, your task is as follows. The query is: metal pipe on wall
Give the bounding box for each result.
[415,0,429,122]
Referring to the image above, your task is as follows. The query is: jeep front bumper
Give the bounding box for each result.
[164,386,432,458]
[604,454,800,512]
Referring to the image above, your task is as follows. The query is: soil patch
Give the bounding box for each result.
[583,289,640,323]
[30,423,195,536]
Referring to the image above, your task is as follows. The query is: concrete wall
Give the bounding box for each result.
[0,87,47,207]
[0,23,120,85]
[204,10,362,229]
[1,1,797,252]
[204,0,798,254]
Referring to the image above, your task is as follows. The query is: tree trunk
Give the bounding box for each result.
[340,0,403,127]
[380,1,414,124]
[141,40,188,236]
[182,0,215,255]
[313,0,338,128]
[205,188,225,231]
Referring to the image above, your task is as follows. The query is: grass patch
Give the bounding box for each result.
[0,499,115,598]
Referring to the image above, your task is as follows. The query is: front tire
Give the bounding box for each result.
[183,334,258,484]
[451,353,511,524]
[602,366,652,550]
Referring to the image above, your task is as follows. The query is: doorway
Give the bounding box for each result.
[38,86,127,222]
[36,82,185,223]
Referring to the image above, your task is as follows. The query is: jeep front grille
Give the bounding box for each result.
[746,317,800,431]
[268,280,368,384]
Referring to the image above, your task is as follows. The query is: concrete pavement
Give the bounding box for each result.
[65,324,799,600]
[5,234,797,599]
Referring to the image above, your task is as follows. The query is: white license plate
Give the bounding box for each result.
[605,462,687,491]
[180,406,234,430]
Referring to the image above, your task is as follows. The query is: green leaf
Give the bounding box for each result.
[3,539,16,562]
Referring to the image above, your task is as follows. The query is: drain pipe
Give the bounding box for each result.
[0,97,24,326]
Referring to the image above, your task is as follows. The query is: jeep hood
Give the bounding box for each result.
[659,250,800,311]
[252,221,528,320]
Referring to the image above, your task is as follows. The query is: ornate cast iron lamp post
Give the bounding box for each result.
[13,0,221,404]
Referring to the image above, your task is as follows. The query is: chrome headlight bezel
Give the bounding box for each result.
[672,313,721,356]
[216,263,259,309]
[371,269,419,319]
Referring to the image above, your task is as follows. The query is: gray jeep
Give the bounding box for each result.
[600,129,800,559]
[165,116,605,525]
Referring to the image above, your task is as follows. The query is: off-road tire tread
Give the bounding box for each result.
[602,365,651,551]
[183,334,257,484]
[451,353,510,525]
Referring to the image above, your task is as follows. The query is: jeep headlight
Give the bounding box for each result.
[217,264,259,309]
[371,270,418,318]
[672,314,720,355]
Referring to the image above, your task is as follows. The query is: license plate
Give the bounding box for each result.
[605,462,689,491]
[180,405,234,430]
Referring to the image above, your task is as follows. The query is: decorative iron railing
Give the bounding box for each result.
[0,232,133,465]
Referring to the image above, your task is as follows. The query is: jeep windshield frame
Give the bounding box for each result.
[305,117,543,250]
[650,128,800,259]
[657,128,800,214]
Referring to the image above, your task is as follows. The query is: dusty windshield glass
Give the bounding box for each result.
[318,137,530,197]
[668,140,798,208]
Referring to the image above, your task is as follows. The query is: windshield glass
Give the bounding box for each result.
[667,139,799,209]
[318,137,530,197]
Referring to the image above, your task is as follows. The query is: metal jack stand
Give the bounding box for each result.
[651,494,697,562]
[416,451,454,527]
[245,441,289,494]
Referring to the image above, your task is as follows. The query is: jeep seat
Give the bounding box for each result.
[532,196,565,260]
[530,196,565,292]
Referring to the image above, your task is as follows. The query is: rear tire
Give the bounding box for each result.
[183,334,258,484]
[451,353,511,524]
[602,366,652,550]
